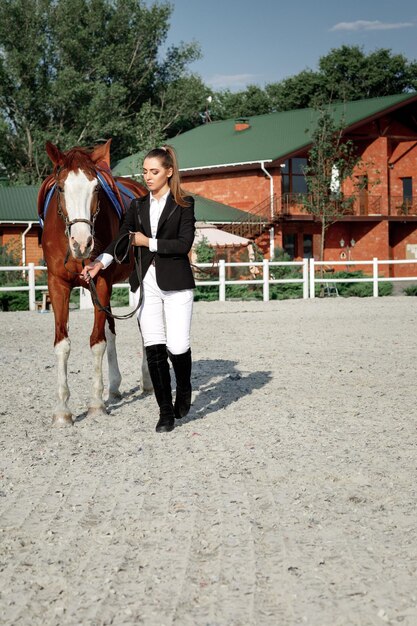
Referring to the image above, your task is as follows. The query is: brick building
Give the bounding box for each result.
[114,92,417,275]
[3,93,417,275]
[0,186,250,266]
[0,186,43,266]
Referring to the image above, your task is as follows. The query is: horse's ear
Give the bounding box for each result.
[91,139,112,167]
[45,141,64,167]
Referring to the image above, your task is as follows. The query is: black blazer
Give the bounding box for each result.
[104,192,196,292]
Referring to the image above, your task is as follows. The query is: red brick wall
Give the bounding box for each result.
[0,227,43,265]
[182,167,281,212]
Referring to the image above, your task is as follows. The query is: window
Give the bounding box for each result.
[402,177,412,201]
[281,158,308,196]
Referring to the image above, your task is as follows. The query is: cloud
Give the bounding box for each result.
[206,73,259,89]
[330,20,414,32]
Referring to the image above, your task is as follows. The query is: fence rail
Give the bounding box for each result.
[1,259,417,310]
[309,258,417,298]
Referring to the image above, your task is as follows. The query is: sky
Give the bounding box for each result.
[161,0,417,91]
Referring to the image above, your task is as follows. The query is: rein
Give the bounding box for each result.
[85,233,144,321]
[55,179,143,321]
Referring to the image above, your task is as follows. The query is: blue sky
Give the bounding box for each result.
[162,0,417,90]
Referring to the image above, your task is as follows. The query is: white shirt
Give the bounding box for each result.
[96,190,170,269]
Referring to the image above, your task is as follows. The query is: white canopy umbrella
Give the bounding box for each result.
[194,222,251,247]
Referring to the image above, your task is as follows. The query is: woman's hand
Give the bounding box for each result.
[130,231,150,248]
[81,261,103,283]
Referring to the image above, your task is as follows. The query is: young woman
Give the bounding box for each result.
[82,145,195,433]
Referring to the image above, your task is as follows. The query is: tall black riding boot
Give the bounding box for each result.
[168,349,192,419]
[145,344,175,433]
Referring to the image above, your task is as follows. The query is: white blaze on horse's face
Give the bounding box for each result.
[64,169,98,259]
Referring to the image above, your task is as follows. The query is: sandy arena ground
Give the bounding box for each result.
[1,297,417,626]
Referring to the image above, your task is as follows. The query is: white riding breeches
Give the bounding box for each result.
[133,265,193,355]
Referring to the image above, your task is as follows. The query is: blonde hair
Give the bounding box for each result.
[144,145,190,207]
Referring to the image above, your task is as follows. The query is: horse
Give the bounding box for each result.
[38,139,152,425]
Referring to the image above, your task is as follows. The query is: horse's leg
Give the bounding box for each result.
[105,316,122,401]
[48,277,73,426]
[87,280,110,417]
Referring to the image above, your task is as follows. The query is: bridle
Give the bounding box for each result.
[55,169,143,320]
[55,174,102,239]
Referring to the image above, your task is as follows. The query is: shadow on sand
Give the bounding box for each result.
[177,358,271,427]
[75,359,271,424]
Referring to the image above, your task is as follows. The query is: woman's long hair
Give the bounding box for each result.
[144,145,190,207]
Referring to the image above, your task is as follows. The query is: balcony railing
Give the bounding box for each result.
[279,193,382,216]
[391,197,417,216]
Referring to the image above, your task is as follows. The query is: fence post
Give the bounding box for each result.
[219,260,226,302]
[373,257,379,297]
[129,289,135,307]
[303,258,309,299]
[28,263,36,311]
[309,258,316,299]
[263,259,269,301]
[80,287,94,309]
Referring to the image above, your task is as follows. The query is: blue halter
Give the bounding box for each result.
[39,175,136,228]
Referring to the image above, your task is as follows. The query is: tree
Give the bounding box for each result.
[318,45,417,101]
[0,0,206,183]
[302,106,360,265]
[208,85,273,120]
[209,46,417,120]
[265,70,324,111]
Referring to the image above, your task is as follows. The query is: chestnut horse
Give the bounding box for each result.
[39,139,151,425]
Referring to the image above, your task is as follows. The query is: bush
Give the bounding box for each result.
[269,247,303,300]
[0,291,29,311]
[404,284,417,296]
[316,270,393,297]
[110,288,130,307]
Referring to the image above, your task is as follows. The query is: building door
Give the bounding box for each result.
[303,234,313,259]
[283,233,297,259]
[357,175,368,215]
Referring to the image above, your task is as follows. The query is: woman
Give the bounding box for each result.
[82,145,195,433]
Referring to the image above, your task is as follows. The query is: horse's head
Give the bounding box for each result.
[46,139,112,260]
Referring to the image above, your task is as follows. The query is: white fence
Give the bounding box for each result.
[1,258,417,310]
[309,258,417,298]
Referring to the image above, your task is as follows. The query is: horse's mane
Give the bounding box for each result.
[58,147,96,175]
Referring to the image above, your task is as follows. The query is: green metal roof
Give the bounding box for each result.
[188,193,253,222]
[0,186,39,222]
[0,186,250,224]
[113,93,417,175]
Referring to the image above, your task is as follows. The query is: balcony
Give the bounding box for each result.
[391,197,417,216]
[279,193,382,217]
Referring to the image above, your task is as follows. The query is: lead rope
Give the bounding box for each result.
[84,232,144,320]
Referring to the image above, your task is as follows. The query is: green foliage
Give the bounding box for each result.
[302,107,360,261]
[317,45,417,102]
[194,236,215,264]
[316,270,393,297]
[0,0,206,183]
[209,85,272,120]
[110,287,129,307]
[0,291,29,311]
[208,45,417,120]
[193,236,218,300]
[194,245,303,301]
[0,242,28,310]
[404,284,417,296]
[269,247,303,300]
[0,242,22,285]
